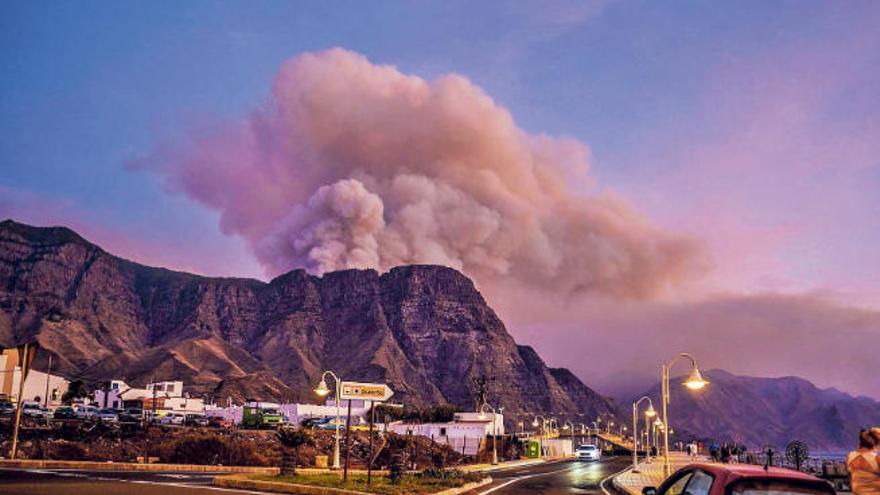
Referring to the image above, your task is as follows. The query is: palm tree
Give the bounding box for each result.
[277,427,313,476]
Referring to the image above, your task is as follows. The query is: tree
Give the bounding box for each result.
[785,440,809,471]
[276,427,313,476]
[62,380,87,404]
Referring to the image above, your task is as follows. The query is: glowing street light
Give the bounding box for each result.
[632,396,655,472]
[660,353,709,475]
[315,371,342,469]
[479,402,499,465]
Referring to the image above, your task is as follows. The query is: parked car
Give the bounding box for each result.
[575,444,601,461]
[160,411,186,425]
[118,408,144,423]
[74,404,98,418]
[300,417,324,429]
[53,406,78,420]
[20,401,45,418]
[184,413,209,427]
[208,416,233,429]
[0,400,15,415]
[641,463,835,495]
[96,408,119,423]
[314,417,346,431]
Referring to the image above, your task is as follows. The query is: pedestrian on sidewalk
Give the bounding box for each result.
[721,443,731,463]
[846,428,880,495]
[687,441,698,462]
[709,442,719,463]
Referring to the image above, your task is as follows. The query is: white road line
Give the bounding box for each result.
[4,468,265,494]
[600,465,632,495]
[476,463,583,495]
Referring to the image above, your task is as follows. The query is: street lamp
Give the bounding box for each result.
[314,370,342,469]
[478,402,499,465]
[661,353,708,475]
[532,415,548,435]
[632,396,656,472]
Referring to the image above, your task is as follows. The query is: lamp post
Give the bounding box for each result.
[548,418,559,436]
[478,402,498,465]
[632,396,656,472]
[653,418,664,459]
[314,370,342,470]
[532,415,548,457]
[532,415,548,437]
[661,353,709,475]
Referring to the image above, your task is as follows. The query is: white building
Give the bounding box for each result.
[387,411,504,456]
[0,349,69,406]
[205,398,371,425]
[94,379,199,413]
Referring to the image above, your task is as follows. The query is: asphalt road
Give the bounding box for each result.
[465,456,632,495]
[0,468,260,495]
[0,457,632,495]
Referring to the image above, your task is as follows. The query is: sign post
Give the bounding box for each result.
[339,382,394,402]
[338,382,393,483]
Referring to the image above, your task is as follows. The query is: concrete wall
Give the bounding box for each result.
[0,352,69,406]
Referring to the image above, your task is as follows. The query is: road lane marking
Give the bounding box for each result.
[600,465,632,495]
[3,468,265,494]
[475,463,584,495]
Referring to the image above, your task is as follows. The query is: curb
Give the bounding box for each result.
[213,474,494,495]
[0,459,278,474]
[611,466,638,495]
[433,477,493,495]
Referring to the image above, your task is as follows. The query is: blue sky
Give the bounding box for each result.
[2,1,879,396]
[2,0,878,297]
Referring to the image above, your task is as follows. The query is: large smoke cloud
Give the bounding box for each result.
[140,48,699,298]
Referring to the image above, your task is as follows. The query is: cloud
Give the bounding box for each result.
[506,287,880,400]
[136,48,701,299]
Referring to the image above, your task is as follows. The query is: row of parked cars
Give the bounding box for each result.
[0,399,231,428]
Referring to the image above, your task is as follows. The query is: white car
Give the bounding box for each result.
[575,444,601,461]
[20,401,46,419]
[96,408,119,423]
[160,412,186,425]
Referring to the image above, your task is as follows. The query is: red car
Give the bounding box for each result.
[642,463,835,495]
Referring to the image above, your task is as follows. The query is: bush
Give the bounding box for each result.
[169,433,227,465]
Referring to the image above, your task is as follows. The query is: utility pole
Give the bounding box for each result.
[343,400,353,482]
[43,354,52,408]
[10,343,30,460]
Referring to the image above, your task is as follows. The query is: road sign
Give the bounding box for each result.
[339,381,394,402]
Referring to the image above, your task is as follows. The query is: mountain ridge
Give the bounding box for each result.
[0,219,617,421]
[634,368,880,451]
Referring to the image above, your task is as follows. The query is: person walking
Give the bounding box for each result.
[688,441,698,461]
[709,442,719,462]
[847,429,880,495]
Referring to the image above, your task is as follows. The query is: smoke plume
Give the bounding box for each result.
[139,48,700,298]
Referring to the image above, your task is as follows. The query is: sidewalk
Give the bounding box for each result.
[613,453,700,495]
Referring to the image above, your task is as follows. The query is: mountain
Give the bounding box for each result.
[635,369,880,451]
[0,219,616,422]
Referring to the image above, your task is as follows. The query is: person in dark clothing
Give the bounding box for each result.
[709,442,720,462]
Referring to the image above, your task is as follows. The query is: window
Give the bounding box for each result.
[663,472,694,495]
[684,470,714,495]
[440,427,447,436]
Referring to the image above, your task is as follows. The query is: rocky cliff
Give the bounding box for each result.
[635,369,880,451]
[0,219,616,421]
